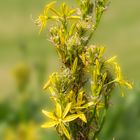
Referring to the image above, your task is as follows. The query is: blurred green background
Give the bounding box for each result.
[0,0,140,140]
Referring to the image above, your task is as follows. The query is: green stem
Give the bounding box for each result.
[92,95,109,140]
[87,105,97,126]
[92,109,107,140]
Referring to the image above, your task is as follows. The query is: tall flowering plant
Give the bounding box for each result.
[35,0,132,139]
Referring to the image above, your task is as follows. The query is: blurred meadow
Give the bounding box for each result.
[0,0,140,140]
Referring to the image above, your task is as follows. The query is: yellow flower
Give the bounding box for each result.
[114,63,132,89]
[35,1,56,33]
[36,1,80,33]
[42,102,79,139]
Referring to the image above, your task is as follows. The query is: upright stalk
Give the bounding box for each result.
[35,0,132,140]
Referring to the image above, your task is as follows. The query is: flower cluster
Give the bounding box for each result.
[36,0,132,139]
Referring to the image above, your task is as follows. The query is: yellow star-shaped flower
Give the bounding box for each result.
[42,102,79,139]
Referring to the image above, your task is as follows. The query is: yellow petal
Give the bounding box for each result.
[63,103,72,118]
[49,87,56,96]
[76,102,95,109]
[60,123,71,140]
[69,23,76,36]
[80,53,86,65]
[41,121,58,128]
[56,102,62,118]
[78,113,87,123]
[114,63,121,79]
[105,56,117,64]
[95,59,100,75]
[42,110,57,120]
[102,72,107,83]
[61,3,67,15]
[124,81,133,89]
[43,79,51,90]
[68,9,77,16]
[67,16,80,20]
[98,47,105,58]
[50,97,57,102]
[49,7,61,16]
[77,90,84,103]
[37,15,47,33]
[45,1,56,10]
[38,1,56,33]
[63,114,79,123]
[65,90,74,102]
